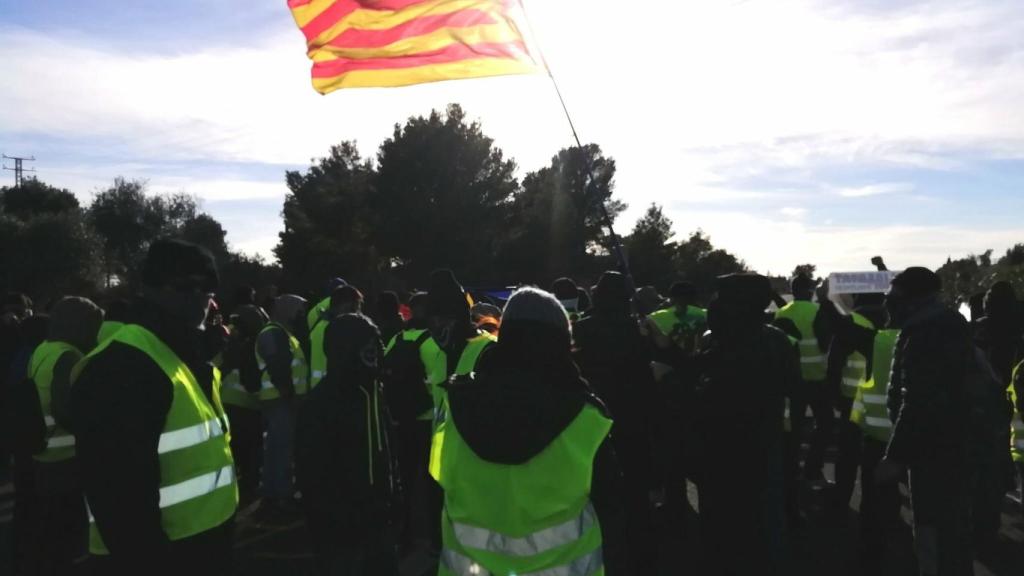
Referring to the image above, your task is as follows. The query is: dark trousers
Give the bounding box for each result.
[12,453,34,575]
[613,429,658,576]
[970,431,1007,544]
[833,396,862,510]
[698,440,786,576]
[399,419,433,548]
[88,519,233,576]
[860,438,902,562]
[909,460,974,576]
[27,460,87,576]
[791,379,833,477]
[782,430,801,526]
[261,398,295,502]
[225,406,263,506]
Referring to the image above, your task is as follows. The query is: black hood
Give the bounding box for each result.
[446,328,604,465]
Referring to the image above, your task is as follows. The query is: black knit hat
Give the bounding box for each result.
[593,271,630,307]
[142,239,218,291]
[550,277,580,300]
[716,273,772,313]
[427,269,470,320]
[890,267,941,300]
[669,281,697,302]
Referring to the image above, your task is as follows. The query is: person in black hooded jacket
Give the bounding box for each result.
[573,270,656,575]
[295,313,399,576]
[442,287,628,575]
[694,273,795,576]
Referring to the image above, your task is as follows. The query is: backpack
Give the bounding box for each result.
[381,331,433,423]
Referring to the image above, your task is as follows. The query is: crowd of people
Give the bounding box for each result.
[1,238,1022,576]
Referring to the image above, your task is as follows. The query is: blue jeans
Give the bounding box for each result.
[261,398,295,502]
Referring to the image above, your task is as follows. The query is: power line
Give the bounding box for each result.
[2,154,36,187]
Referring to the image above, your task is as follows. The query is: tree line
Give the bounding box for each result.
[3,103,1021,308]
[275,103,747,299]
[0,177,277,307]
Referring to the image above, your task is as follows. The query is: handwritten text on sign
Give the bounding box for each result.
[828,271,900,295]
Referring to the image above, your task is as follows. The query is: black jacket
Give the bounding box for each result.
[693,324,797,471]
[295,373,398,550]
[71,299,232,575]
[445,339,629,575]
[573,308,657,492]
[886,302,973,466]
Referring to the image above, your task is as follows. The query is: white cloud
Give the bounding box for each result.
[3,0,1024,268]
[663,206,1023,276]
[780,207,809,218]
[836,182,914,198]
[147,178,287,202]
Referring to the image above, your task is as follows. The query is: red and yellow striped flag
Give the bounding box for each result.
[288,0,540,93]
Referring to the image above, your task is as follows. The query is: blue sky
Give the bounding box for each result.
[2,0,1023,275]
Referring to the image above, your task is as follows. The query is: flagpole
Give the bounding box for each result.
[516,0,636,292]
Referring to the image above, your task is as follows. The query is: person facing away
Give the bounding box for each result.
[309,286,364,390]
[255,293,309,515]
[424,269,495,421]
[775,272,831,481]
[373,291,405,345]
[381,292,442,561]
[296,313,399,576]
[972,281,1023,385]
[25,296,103,576]
[877,267,975,576]
[72,239,236,576]
[307,277,348,331]
[572,270,658,576]
[551,276,583,322]
[218,304,267,506]
[694,273,795,576]
[430,287,627,575]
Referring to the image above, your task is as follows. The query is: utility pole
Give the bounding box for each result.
[2,154,36,187]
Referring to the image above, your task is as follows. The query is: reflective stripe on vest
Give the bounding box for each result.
[76,324,237,554]
[852,329,900,443]
[309,318,328,390]
[30,341,82,462]
[452,503,597,557]
[158,417,224,454]
[88,465,235,520]
[782,335,798,433]
[219,369,258,410]
[840,313,875,399]
[255,323,309,400]
[1009,376,1023,462]
[775,301,826,381]
[440,546,604,576]
[432,404,610,576]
